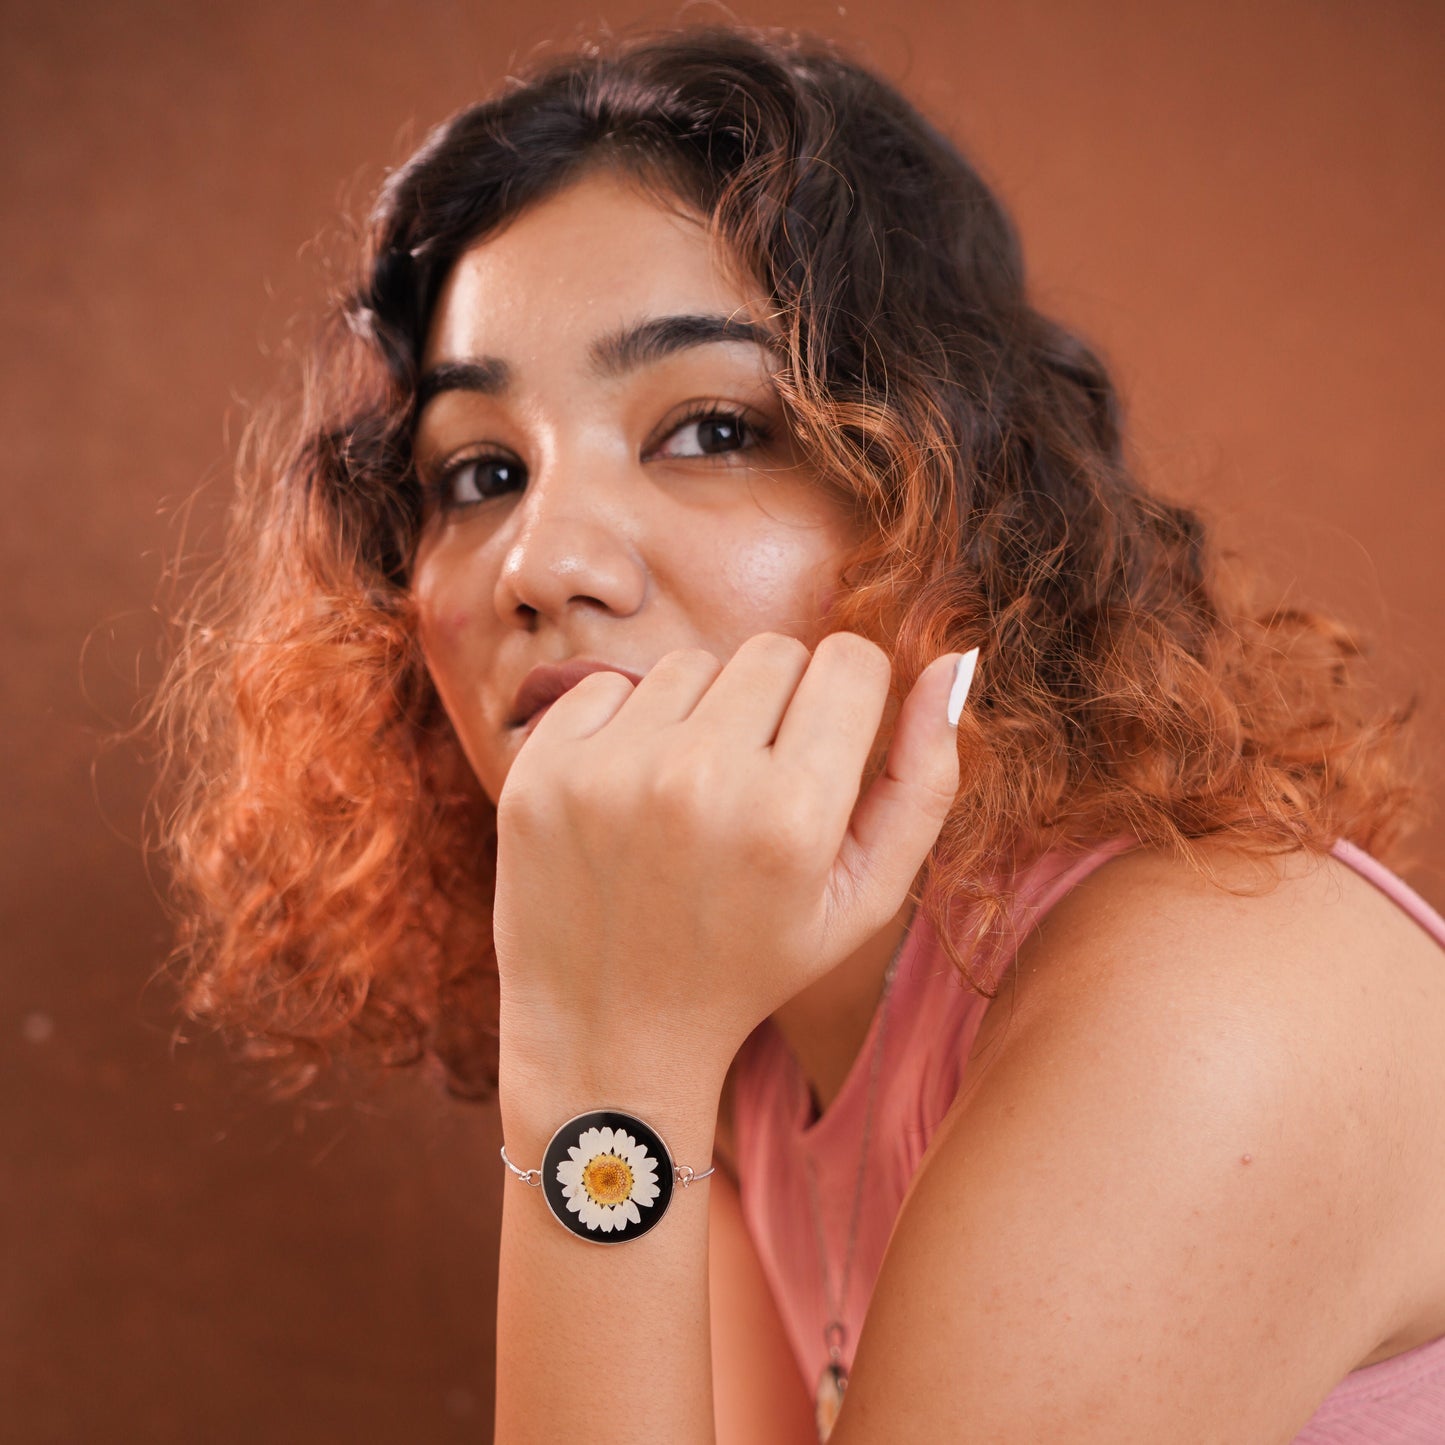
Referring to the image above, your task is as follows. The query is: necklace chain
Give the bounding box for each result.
[800,920,909,1394]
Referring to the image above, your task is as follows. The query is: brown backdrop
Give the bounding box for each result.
[5,2,1442,1440]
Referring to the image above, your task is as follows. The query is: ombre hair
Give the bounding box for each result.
[149,23,1421,1100]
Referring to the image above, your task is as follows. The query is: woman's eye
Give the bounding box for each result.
[432,455,525,510]
[655,410,758,460]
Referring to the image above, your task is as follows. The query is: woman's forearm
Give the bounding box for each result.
[494,1035,727,1444]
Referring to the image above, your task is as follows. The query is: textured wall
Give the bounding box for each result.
[4,2,1441,1440]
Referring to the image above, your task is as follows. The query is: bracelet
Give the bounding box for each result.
[500,1108,715,1244]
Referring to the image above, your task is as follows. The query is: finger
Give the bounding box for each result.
[683,631,813,749]
[832,647,978,922]
[522,668,638,745]
[771,631,892,807]
[603,648,724,735]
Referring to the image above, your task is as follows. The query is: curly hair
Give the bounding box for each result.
[148,22,1422,1102]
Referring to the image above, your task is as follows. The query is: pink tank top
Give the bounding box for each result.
[731,838,1445,1442]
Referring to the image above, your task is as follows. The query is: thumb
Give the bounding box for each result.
[832,647,979,925]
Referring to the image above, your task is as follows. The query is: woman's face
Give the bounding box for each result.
[410,166,864,805]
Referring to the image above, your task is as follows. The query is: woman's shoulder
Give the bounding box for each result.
[977,837,1445,1128]
[968,835,1445,1344]
[995,836,1444,1023]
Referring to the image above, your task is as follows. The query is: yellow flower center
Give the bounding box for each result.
[582,1152,634,1206]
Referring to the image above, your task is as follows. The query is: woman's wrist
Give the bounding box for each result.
[497,1023,729,1177]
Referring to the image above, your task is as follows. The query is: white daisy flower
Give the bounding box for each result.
[555,1125,662,1234]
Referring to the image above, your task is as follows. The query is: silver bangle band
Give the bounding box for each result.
[501,1109,715,1244]
[500,1143,715,1188]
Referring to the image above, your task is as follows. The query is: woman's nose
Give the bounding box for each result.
[491,458,648,627]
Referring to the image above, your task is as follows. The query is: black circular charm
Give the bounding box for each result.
[540,1110,675,1244]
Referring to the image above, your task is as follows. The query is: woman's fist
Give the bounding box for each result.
[491,632,975,1080]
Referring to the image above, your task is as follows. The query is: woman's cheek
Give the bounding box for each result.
[719,531,827,630]
[413,589,505,800]
[413,581,459,693]
[413,550,481,698]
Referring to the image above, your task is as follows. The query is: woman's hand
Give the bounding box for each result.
[490,631,975,1089]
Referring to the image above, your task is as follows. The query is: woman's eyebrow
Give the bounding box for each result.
[416,313,775,413]
[590,313,775,376]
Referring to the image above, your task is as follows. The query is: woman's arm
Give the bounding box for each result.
[494,1046,725,1442]
[827,843,1428,1443]
[495,1046,814,1445]
[489,634,966,1443]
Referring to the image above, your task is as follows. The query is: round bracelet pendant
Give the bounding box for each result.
[540,1109,676,1244]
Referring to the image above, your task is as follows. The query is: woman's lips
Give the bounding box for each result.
[508,659,647,728]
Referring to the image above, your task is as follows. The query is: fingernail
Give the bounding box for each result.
[946,647,980,727]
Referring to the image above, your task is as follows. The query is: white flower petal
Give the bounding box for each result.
[633,1178,660,1208]
[624,1199,641,1225]
[556,1160,583,1190]
[577,1127,606,1156]
[615,1134,657,1177]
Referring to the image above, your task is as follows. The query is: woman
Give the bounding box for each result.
[153,23,1445,1443]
